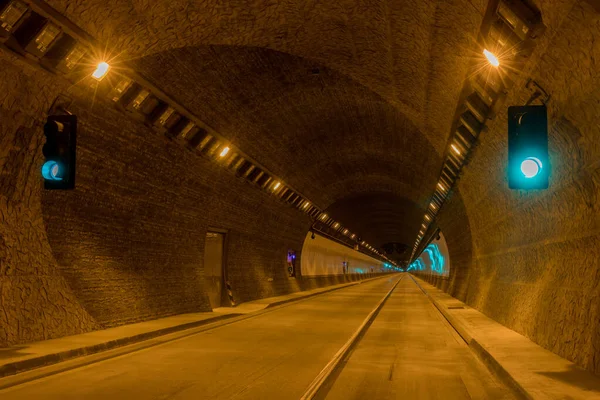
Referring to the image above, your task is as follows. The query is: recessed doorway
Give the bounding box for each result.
[204,231,225,309]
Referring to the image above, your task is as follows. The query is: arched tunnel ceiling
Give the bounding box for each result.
[132,46,441,245]
[49,0,484,155]
[42,0,487,252]
[326,193,423,263]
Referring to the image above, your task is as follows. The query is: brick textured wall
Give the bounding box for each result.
[0,49,382,346]
[418,1,600,377]
[0,52,98,346]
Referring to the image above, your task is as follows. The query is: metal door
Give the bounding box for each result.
[204,232,224,308]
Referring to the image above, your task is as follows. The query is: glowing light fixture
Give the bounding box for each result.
[483,49,500,67]
[451,144,461,156]
[438,183,445,191]
[273,181,281,190]
[425,215,431,221]
[41,160,63,181]
[333,222,340,229]
[92,62,110,80]
[430,203,437,210]
[219,146,230,157]
[303,201,310,209]
[521,157,542,178]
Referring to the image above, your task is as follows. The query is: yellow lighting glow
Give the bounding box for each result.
[483,49,499,67]
[92,62,110,80]
[438,183,445,191]
[425,215,431,221]
[321,214,328,220]
[273,182,281,190]
[333,222,340,229]
[343,229,349,235]
[219,146,230,157]
[303,202,310,209]
[451,144,461,156]
[431,203,437,209]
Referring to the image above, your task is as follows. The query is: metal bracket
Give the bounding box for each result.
[48,95,73,115]
[525,79,550,106]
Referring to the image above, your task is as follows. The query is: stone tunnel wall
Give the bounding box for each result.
[0,50,378,346]
[416,1,600,377]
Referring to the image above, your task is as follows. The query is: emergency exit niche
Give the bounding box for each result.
[287,250,297,277]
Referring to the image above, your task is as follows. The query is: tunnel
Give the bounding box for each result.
[1,0,600,398]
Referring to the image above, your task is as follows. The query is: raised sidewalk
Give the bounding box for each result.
[410,274,600,400]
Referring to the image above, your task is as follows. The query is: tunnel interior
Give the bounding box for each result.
[1,0,600,382]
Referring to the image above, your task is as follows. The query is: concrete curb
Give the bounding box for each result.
[0,313,241,379]
[0,275,389,381]
[409,275,531,400]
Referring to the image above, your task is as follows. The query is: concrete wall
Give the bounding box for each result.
[301,233,385,276]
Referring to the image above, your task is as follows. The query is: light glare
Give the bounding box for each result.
[219,146,230,157]
[521,157,542,178]
[451,144,461,156]
[483,49,500,67]
[273,182,281,190]
[92,61,110,80]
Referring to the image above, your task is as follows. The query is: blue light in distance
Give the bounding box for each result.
[407,243,446,275]
[41,160,63,181]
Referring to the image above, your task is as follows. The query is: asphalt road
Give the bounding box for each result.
[320,276,514,400]
[0,276,399,399]
[1,274,513,399]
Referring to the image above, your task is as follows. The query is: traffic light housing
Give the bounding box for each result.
[42,115,77,190]
[507,105,549,189]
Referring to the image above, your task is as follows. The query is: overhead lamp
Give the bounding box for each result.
[320,213,328,220]
[303,201,310,209]
[483,49,500,67]
[343,229,349,235]
[430,203,437,210]
[273,181,281,190]
[438,183,445,191]
[350,234,356,239]
[425,215,431,221]
[333,222,340,229]
[451,144,461,156]
[219,146,230,157]
[92,61,110,80]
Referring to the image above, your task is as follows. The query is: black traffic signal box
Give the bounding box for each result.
[42,114,77,189]
[507,105,549,189]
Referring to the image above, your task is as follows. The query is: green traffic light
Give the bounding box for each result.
[520,157,542,178]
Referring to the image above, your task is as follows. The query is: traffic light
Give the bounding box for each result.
[507,105,549,189]
[42,115,77,189]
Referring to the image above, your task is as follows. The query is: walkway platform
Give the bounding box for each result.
[411,275,600,400]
